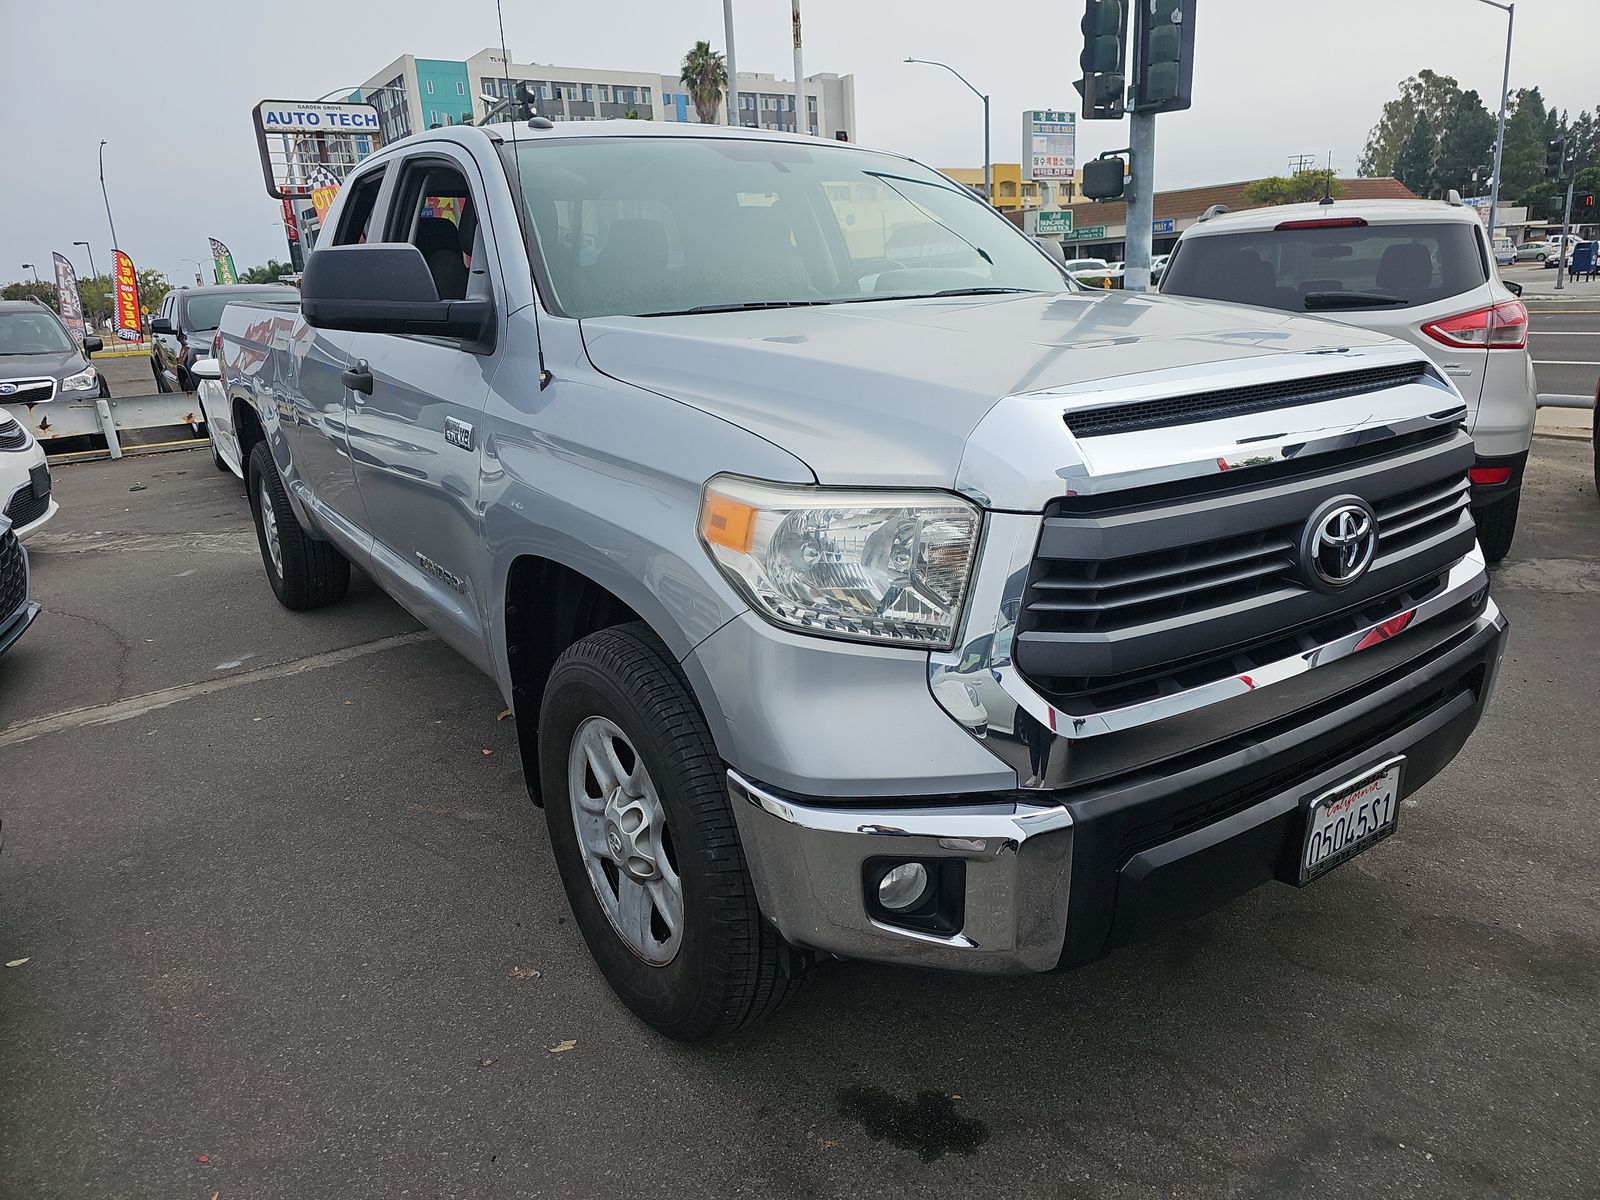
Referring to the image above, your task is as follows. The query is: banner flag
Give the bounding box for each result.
[51,252,86,339]
[209,237,238,285]
[112,250,141,342]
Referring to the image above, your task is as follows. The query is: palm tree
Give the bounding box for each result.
[680,40,727,125]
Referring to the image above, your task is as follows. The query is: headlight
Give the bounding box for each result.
[699,475,981,649]
[61,369,98,393]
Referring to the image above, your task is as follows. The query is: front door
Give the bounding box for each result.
[342,148,500,664]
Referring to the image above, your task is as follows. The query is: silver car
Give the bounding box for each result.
[1159,197,1537,560]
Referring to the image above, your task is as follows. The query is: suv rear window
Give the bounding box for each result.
[1161,221,1486,313]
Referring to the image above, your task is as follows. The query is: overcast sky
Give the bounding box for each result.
[1,0,1594,285]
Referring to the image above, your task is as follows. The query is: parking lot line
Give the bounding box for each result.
[0,630,435,749]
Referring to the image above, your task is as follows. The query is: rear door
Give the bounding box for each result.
[340,146,498,663]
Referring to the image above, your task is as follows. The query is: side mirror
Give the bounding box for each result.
[1504,280,1523,297]
[82,334,103,353]
[191,357,222,382]
[151,317,175,335]
[1032,235,1067,266]
[301,243,494,343]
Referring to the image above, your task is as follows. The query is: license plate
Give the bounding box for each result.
[1300,757,1404,883]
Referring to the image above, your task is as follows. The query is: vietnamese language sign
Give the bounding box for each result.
[1023,110,1076,181]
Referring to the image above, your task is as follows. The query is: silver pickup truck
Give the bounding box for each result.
[215,121,1507,1041]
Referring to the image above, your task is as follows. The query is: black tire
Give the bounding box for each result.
[246,441,350,610]
[1474,487,1521,564]
[152,357,171,394]
[538,623,806,1041]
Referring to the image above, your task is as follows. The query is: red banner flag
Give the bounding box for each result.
[113,250,141,342]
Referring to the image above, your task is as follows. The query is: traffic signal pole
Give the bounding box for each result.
[1125,110,1156,292]
[1555,176,1575,291]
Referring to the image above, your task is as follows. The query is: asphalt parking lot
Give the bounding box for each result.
[2,437,1598,1199]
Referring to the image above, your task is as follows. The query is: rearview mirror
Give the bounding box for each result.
[191,357,222,382]
[151,317,174,335]
[82,334,103,353]
[301,243,494,344]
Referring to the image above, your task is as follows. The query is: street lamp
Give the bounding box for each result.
[99,139,121,254]
[904,57,991,206]
[21,263,39,284]
[72,240,101,284]
[1474,0,1515,240]
[182,257,206,285]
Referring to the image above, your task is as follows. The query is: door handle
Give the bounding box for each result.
[341,359,374,395]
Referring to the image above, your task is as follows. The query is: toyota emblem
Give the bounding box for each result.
[1300,496,1378,590]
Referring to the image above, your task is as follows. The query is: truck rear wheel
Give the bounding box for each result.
[537,622,806,1041]
[247,442,350,610]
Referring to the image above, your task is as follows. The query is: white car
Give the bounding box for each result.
[1543,235,1582,268]
[1159,196,1536,561]
[0,410,55,540]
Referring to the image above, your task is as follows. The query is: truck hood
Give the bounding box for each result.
[579,290,1411,490]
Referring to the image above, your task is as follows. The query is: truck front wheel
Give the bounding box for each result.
[538,622,806,1040]
[247,442,350,610]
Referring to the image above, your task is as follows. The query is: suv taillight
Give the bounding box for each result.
[212,331,223,361]
[1421,300,1528,349]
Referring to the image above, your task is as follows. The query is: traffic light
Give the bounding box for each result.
[1075,0,1128,120]
[1581,192,1598,209]
[1135,0,1196,113]
[1545,138,1566,179]
[1081,155,1127,200]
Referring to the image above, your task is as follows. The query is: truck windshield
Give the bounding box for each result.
[502,136,1069,318]
[1161,221,1486,312]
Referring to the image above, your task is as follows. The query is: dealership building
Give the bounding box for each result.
[349,50,857,143]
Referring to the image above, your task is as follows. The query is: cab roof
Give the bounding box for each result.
[1185,197,1483,237]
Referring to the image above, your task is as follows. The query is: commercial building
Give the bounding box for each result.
[351,50,856,143]
[939,163,1077,213]
[1009,176,1420,260]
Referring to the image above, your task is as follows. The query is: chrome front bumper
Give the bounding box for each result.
[727,771,1075,973]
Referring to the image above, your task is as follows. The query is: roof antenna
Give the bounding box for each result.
[1319,150,1335,205]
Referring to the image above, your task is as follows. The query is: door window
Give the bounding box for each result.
[333,169,386,246]
[388,160,485,303]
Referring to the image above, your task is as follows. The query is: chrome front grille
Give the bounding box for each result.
[1015,426,1477,711]
[0,379,55,405]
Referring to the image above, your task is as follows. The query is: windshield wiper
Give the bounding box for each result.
[1302,291,1408,310]
[841,287,1039,305]
[636,300,832,317]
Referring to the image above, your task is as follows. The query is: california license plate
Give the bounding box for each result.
[1299,757,1404,883]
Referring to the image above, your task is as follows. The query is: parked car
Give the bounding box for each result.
[1492,237,1515,267]
[1064,257,1112,286]
[149,284,297,394]
[0,299,108,404]
[1159,196,1535,561]
[1514,240,1551,262]
[0,512,40,659]
[1151,252,1171,282]
[217,121,1506,1040]
[0,411,55,539]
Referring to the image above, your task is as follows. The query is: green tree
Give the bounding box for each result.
[1434,90,1497,196]
[1359,70,1461,177]
[1242,169,1341,206]
[1499,87,1550,197]
[679,40,727,125]
[240,259,293,284]
[1395,113,1437,196]
[1,280,59,307]
[136,268,169,316]
[1567,111,1598,174]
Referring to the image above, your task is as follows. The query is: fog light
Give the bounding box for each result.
[877,863,930,911]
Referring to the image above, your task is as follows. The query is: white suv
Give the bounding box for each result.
[1159,198,1535,561]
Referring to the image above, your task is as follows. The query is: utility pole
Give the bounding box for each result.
[1476,0,1514,241]
[1289,153,1316,174]
[790,1,806,134]
[723,0,740,125]
[1555,176,1575,291]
